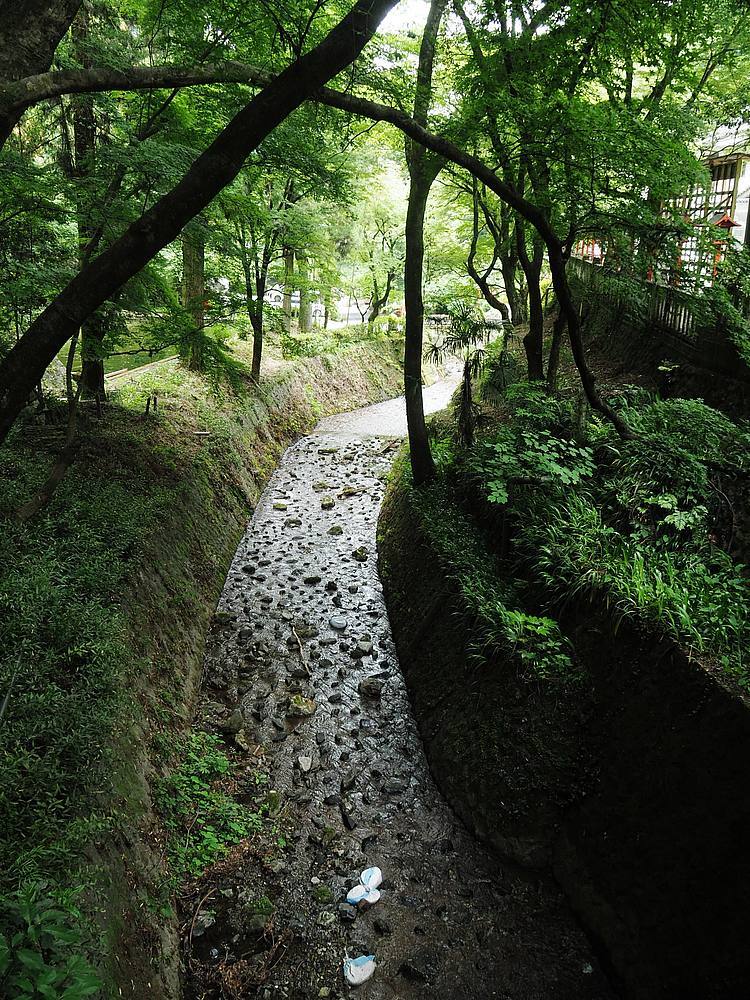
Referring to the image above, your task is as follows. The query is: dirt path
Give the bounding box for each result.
[184,382,614,1000]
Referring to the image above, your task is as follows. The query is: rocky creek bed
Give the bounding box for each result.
[180,381,613,1000]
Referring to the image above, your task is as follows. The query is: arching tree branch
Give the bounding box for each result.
[0,0,400,444]
[0,36,631,441]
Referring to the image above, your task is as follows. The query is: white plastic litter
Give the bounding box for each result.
[346,866,383,908]
[343,954,377,986]
[360,866,382,890]
[346,884,380,907]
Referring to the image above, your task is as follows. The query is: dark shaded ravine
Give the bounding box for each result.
[186,378,614,1000]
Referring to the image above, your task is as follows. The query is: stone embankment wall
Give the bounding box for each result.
[378,479,750,1000]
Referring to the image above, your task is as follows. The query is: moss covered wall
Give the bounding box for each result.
[378,471,750,1000]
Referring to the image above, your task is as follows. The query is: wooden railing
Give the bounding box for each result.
[569,257,699,343]
[568,257,750,381]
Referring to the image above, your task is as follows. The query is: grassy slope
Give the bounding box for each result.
[0,339,402,998]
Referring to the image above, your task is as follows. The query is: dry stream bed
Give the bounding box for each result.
[182,380,613,1000]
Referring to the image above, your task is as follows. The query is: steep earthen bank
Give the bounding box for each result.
[378,475,750,1000]
[98,343,407,997]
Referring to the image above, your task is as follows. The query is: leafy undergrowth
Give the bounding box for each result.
[0,339,403,997]
[280,316,404,360]
[444,377,750,691]
[391,455,579,684]
[153,732,268,883]
[0,886,102,999]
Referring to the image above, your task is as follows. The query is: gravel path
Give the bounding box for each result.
[186,385,614,1000]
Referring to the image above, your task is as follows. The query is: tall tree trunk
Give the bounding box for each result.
[71,10,107,400]
[501,251,525,325]
[466,182,510,322]
[404,163,440,485]
[250,312,263,380]
[367,270,394,325]
[0,0,399,446]
[547,311,566,390]
[282,246,294,332]
[517,225,544,380]
[0,0,82,149]
[182,222,205,371]
[238,230,265,382]
[79,314,106,396]
[298,254,312,333]
[250,275,266,382]
[403,0,447,486]
[547,243,631,436]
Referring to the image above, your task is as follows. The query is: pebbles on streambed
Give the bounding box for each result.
[188,428,610,999]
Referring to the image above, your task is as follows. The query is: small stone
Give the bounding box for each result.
[384,779,407,795]
[329,615,348,631]
[191,910,216,937]
[352,640,373,658]
[219,707,244,734]
[340,770,356,792]
[328,525,344,536]
[341,807,357,831]
[273,502,288,511]
[399,961,428,982]
[304,575,322,585]
[234,730,251,751]
[265,790,281,815]
[298,755,313,773]
[352,546,369,562]
[288,695,317,717]
[321,497,335,510]
[359,677,384,699]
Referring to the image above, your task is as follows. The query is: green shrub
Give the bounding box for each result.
[478,337,520,402]
[0,884,101,999]
[398,461,578,685]
[0,460,170,884]
[154,733,263,880]
[522,491,748,681]
[460,385,750,687]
